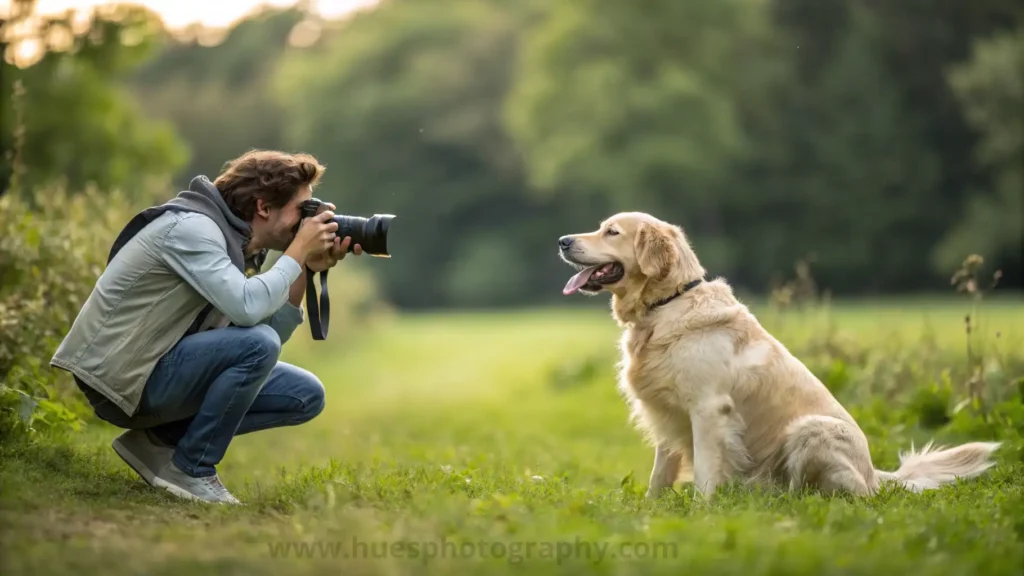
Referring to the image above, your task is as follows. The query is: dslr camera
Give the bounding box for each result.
[293,198,396,341]
[296,197,396,257]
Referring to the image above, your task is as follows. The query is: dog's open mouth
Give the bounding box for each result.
[563,262,625,295]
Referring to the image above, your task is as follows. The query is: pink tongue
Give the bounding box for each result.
[563,265,600,295]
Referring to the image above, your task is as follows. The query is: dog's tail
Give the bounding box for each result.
[874,440,1001,493]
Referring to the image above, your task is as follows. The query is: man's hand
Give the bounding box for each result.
[304,201,362,272]
[307,235,363,272]
[285,208,338,266]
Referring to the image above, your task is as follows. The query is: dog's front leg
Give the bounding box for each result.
[691,395,750,497]
[646,443,682,499]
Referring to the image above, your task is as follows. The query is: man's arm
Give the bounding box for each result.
[259,269,307,344]
[261,232,354,344]
[159,213,303,327]
[287,268,306,308]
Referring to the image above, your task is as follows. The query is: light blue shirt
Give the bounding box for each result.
[160,212,305,343]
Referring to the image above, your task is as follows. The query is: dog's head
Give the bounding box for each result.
[558,212,705,320]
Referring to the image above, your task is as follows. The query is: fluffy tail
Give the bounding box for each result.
[874,440,1002,493]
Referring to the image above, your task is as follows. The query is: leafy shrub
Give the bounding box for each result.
[0,384,83,444]
[0,185,139,420]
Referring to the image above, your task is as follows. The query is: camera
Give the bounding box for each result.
[294,198,396,341]
[297,197,396,257]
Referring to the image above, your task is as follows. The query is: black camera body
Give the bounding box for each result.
[297,198,395,258]
[295,198,395,341]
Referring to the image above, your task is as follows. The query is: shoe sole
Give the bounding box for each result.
[111,438,158,487]
[151,476,242,505]
[151,477,209,502]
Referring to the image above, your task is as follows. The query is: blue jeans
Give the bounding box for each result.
[80,324,325,477]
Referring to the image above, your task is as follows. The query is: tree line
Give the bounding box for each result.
[2,0,1021,309]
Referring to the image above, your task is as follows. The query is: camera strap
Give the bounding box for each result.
[305,267,330,340]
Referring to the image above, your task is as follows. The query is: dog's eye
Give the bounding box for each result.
[605,228,620,236]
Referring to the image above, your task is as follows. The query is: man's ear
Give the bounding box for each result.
[634,222,677,280]
[254,197,271,220]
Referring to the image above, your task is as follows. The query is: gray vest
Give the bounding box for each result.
[50,176,266,416]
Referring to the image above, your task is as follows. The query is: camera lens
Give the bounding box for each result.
[333,214,395,257]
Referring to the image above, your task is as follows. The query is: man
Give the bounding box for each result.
[50,150,361,504]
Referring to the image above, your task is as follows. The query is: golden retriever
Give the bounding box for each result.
[558,211,1001,498]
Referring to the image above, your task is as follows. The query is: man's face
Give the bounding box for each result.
[254,184,313,252]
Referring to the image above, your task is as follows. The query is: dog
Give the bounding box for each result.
[557,211,1001,498]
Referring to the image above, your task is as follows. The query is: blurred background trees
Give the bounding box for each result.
[2,0,1021,309]
[0,0,187,198]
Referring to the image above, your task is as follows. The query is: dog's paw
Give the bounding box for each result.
[645,485,667,500]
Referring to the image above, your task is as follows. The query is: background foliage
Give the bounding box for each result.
[3,0,1020,309]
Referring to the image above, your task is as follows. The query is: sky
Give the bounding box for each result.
[2,0,378,29]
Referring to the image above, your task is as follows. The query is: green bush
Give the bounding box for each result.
[0,186,140,427]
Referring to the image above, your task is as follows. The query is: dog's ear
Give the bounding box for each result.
[634,222,677,280]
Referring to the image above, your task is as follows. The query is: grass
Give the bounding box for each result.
[2,297,1024,575]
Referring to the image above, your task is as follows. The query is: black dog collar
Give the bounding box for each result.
[648,278,703,311]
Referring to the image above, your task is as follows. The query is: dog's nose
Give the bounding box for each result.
[558,236,574,250]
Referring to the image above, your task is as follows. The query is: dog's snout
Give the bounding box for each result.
[558,236,575,250]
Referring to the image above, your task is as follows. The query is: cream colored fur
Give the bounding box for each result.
[558,211,1001,498]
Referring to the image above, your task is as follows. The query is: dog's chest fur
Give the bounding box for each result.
[617,323,695,412]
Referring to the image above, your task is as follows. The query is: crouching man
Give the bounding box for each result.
[50,150,361,504]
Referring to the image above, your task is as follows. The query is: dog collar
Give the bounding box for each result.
[648,278,703,311]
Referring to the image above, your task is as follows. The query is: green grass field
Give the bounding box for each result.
[3,298,1024,575]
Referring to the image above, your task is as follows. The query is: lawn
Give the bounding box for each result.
[2,297,1024,575]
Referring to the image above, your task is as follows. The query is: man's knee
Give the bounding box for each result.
[300,375,326,422]
[274,362,326,422]
[240,324,282,366]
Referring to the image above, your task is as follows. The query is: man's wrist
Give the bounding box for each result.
[288,267,306,307]
[284,244,307,268]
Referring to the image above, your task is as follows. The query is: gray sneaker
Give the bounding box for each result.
[152,461,241,505]
[111,429,174,486]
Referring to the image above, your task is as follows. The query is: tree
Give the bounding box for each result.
[504,0,782,273]
[860,0,1021,230]
[730,5,943,293]
[933,27,1023,285]
[0,0,187,197]
[127,6,310,182]
[274,0,566,308]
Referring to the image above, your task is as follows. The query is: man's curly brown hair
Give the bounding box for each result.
[214,150,325,221]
